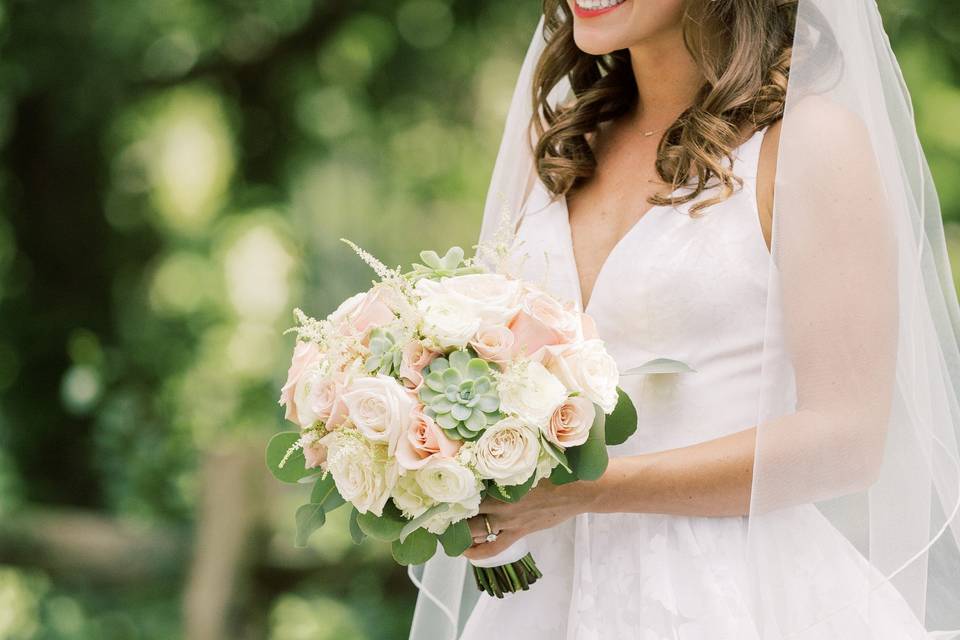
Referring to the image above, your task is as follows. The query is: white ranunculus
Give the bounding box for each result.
[423,493,482,535]
[545,339,619,413]
[435,274,522,325]
[473,417,541,486]
[499,360,569,425]
[415,457,481,504]
[391,472,435,519]
[415,279,482,349]
[340,375,414,455]
[323,432,397,516]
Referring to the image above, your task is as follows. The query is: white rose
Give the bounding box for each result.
[341,375,415,455]
[415,280,482,349]
[473,417,540,485]
[423,494,482,535]
[545,339,619,413]
[499,360,569,424]
[391,473,435,519]
[434,274,521,325]
[323,432,397,516]
[415,457,481,504]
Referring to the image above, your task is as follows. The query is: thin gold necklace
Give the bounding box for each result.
[641,124,670,137]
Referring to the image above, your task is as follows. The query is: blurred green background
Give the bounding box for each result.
[0,1,956,638]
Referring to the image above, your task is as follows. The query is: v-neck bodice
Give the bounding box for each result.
[509,127,778,454]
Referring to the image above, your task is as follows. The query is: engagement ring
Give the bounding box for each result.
[482,514,498,543]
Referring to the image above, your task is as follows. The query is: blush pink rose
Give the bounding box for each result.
[279,341,322,425]
[509,290,581,360]
[298,374,349,429]
[395,407,461,471]
[545,396,596,448]
[470,324,515,366]
[399,341,437,390]
[303,437,328,470]
[329,288,396,338]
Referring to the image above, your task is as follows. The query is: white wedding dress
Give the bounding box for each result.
[457,128,931,640]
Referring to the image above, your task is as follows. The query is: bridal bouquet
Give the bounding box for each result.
[266,241,674,597]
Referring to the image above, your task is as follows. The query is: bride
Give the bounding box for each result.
[408,1,960,638]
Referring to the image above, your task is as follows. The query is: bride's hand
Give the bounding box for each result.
[462,479,592,561]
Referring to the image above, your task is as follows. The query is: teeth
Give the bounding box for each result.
[575,0,625,10]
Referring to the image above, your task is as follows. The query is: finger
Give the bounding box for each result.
[463,529,524,561]
[479,497,508,514]
[467,516,491,543]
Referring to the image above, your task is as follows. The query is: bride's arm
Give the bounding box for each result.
[467,103,897,556]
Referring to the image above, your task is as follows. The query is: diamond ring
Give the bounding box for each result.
[482,514,498,543]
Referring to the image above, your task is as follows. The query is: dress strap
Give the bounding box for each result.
[732,126,768,183]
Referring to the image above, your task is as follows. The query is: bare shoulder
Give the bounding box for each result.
[755,96,875,247]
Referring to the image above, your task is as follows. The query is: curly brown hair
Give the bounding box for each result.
[532,0,797,215]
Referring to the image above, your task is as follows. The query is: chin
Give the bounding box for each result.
[568,0,683,55]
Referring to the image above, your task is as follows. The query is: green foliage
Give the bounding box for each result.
[604,388,638,446]
[391,528,438,566]
[265,432,316,483]
[399,503,448,542]
[438,519,473,556]
[295,503,326,547]
[356,501,407,542]
[486,471,537,503]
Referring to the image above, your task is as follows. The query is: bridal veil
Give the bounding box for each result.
[408,2,960,637]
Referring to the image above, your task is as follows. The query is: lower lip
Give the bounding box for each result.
[572,1,626,18]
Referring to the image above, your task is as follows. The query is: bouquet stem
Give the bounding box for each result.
[471,553,542,598]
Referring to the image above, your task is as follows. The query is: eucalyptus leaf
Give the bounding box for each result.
[438,519,473,556]
[540,436,572,473]
[604,387,638,446]
[265,432,314,484]
[356,500,407,542]
[310,474,345,512]
[487,472,536,503]
[566,406,609,481]
[391,528,438,565]
[549,463,578,485]
[622,357,695,375]
[349,507,366,544]
[399,503,449,543]
[294,503,326,547]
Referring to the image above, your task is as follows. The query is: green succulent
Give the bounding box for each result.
[419,350,501,440]
[407,247,483,281]
[364,328,403,376]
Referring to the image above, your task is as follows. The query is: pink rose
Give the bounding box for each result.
[399,341,437,390]
[329,288,396,337]
[279,341,322,425]
[544,396,596,448]
[509,290,581,360]
[470,324,515,366]
[296,374,349,429]
[396,407,461,471]
[303,436,328,470]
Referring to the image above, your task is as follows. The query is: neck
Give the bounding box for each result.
[627,25,705,132]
